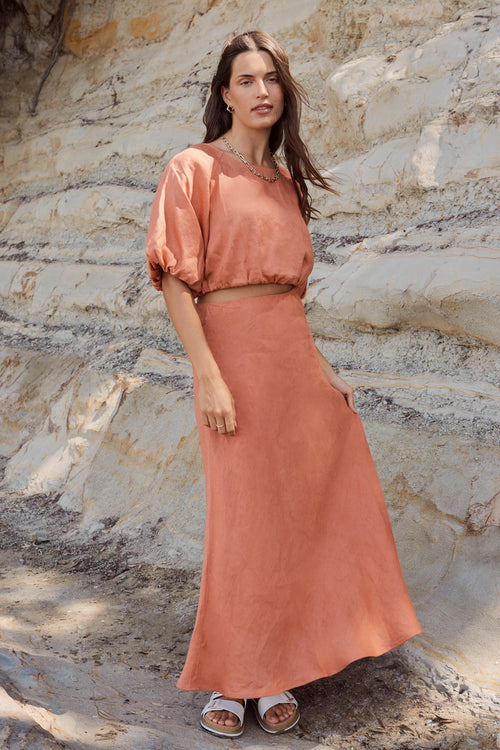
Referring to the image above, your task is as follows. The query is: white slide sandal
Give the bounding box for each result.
[253,691,300,734]
[200,692,247,737]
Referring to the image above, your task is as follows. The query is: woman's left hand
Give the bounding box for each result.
[315,346,357,413]
[324,370,357,413]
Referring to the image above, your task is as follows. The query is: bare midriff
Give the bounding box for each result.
[197,283,294,304]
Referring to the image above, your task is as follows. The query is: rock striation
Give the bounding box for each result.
[0,0,499,691]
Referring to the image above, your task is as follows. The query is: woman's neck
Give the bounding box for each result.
[224,125,272,167]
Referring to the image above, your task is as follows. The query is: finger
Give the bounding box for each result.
[207,415,218,430]
[227,406,237,435]
[214,416,226,434]
[347,392,357,413]
[225,416,236,436]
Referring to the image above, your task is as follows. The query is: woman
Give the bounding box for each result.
[146,30,421,738]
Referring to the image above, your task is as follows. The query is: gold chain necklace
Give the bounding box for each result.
[222,135,280,183]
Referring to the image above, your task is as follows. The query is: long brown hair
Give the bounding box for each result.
[203,30,338,223]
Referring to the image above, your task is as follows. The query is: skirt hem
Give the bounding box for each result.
[175,627,423,697]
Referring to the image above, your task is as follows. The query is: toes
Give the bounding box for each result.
[266,708,279,723]
[265,702,295,723]
[206,709,238,726]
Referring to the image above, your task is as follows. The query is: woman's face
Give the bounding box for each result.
[221,50,284,133]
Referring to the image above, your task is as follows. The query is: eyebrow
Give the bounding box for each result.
[235,70,278,79]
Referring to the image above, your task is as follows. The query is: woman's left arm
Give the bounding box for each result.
[315,346,357,413]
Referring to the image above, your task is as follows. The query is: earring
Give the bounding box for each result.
[226,104,234,113]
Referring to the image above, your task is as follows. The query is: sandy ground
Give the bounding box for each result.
[0,489,498,750]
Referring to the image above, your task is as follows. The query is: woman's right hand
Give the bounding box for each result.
[198,374,237,435]
[160,273,237,436]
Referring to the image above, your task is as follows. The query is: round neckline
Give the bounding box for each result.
[198,142,279,175]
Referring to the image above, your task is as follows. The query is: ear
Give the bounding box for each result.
[221,85,231,106]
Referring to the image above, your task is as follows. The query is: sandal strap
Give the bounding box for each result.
[201,692,247,723]
[256,691,297,719]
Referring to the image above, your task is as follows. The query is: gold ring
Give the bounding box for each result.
[216,423,224,429]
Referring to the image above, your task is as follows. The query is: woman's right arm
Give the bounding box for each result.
[161,272,237,435]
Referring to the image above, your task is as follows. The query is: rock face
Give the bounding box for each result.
[0,0,499,690]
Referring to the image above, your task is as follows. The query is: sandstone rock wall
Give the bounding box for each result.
[0,0,499,687]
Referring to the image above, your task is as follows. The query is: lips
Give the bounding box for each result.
[252,104,273,112]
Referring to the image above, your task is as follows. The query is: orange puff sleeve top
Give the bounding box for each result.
[146,143,314,299]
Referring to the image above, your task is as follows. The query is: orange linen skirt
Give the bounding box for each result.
[176,288,421,697]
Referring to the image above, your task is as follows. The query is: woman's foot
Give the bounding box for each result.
[262,699,296,724]
[205,696,244,727]
[201,693,247,737]
[253,691,300,734]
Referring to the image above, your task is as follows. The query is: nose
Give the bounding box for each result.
[257,79,269,97]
